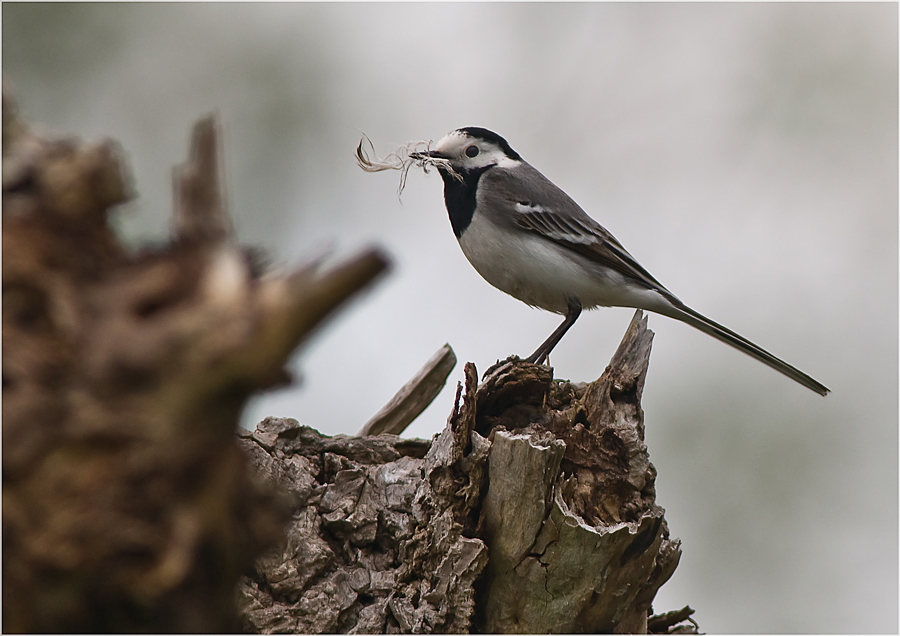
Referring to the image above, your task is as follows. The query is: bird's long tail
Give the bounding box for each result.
[659,300,829,396]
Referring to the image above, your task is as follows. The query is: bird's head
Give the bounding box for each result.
[411,127,522,174]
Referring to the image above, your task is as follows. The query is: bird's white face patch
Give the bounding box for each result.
[433,130,520,171]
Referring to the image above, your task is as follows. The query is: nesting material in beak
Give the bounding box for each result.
[355,133,461,196]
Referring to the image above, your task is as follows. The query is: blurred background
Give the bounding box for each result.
[3,3,896,632]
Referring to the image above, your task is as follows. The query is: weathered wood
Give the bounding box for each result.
[646,605,698,634]
[172,114,232,243]
[1,92,389,633]
[238,406,490,633]
[240,311,691,634]
[473,311,680,634]
[359,343,457,436]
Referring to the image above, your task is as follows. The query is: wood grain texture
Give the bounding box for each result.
[359,343,457,437]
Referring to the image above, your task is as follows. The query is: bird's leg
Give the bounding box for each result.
[525,299,582,365]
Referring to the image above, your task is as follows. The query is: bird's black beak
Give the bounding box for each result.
[410,150,444,160]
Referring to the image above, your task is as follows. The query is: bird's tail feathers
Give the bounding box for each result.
[659,301,829,396]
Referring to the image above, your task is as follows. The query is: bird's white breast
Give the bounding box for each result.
[456,212,667,315]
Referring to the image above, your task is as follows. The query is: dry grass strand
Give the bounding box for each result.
[355,133,461,196]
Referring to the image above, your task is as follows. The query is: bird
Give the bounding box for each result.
[409,126,829,396]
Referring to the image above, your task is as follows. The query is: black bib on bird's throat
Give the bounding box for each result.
[439,165,493,238]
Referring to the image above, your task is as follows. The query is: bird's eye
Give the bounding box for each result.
[465,145,480,158]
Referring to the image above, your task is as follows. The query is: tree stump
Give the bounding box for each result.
[2,90,389,633]
[239,312,691,634]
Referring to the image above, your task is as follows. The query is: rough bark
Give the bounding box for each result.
[240,312,694,634]
[238,363,491,633]
[473,313,680,633]
[1,91,389,633]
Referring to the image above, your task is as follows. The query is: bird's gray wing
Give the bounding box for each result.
[481,163,674,296]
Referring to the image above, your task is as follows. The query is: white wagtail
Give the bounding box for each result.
[409,127,829,396]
